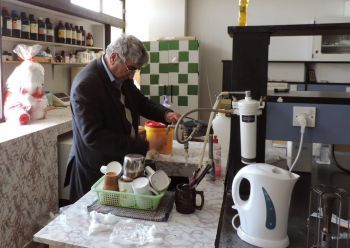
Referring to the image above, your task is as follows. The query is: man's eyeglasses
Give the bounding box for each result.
[120,57,141,73]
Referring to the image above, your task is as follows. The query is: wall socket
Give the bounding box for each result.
[293,106,316,127]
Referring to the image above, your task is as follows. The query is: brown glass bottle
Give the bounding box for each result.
[2,7,12,36]
[11,10,20,38]
[38,17,46,41]
[65,22,71,44]
[75,25,81,45]
[56,20,65,43]
[86,32,93,46]
[80,26,85,46]
[70,23,76,45]
[20,12,29,39]
[45,18,53,42]
[29,14,38,40]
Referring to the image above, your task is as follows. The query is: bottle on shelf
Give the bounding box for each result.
[56,20,66,43]
[86,32,93,46]
[45,18,53,42]
[11,10,21,38]
[29,14,38,40]
[2,7,12,36]
[20,12,29,39]
[70,23,76,45]
[65,22,71,44]
[80,26,85,46]
[75,25,81,45]
[37,17,46,41]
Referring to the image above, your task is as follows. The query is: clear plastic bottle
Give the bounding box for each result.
[213,135,221,177]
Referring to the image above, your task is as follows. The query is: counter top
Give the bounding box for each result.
[34,177,224,247]
[0,107,72,143]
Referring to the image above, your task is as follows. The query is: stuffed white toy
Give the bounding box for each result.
[4,44,48,125]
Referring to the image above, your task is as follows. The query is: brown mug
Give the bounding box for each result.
[175,184,204,214]
[103,172,118,191]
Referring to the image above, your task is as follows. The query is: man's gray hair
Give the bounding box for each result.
[106,34,149,66]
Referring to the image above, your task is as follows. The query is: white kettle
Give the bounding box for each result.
[231,163,299,248]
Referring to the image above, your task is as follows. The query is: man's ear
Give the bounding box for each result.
[109,53,118,65]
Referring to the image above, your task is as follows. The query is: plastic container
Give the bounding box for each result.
[212,113,231,177]
[213,135,221,177]
[91,176,164,210]
[144,120,174,155]
[238,0,249,26]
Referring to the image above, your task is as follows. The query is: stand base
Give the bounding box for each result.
[237,226,289,248]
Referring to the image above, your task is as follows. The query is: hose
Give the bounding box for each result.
[331,145,350,174]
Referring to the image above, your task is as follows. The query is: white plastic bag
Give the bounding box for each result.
[109,219,162,246]
[4,44,48,124]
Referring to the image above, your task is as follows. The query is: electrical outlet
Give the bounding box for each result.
[293,106,316,127]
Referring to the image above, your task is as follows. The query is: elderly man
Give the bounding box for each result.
[65,34,180,202]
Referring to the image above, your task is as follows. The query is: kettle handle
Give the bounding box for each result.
[232,174,247,208]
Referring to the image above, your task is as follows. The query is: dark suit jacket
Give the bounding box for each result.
[66,57,170,202]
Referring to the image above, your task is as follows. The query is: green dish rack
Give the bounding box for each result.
[91,176,164,210]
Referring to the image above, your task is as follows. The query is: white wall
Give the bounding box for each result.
[187,0,347,119]
[125,0,186,41]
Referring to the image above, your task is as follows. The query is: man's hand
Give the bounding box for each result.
[165,111,181,124]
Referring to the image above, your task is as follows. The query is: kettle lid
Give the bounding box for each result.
[244,163,299,180]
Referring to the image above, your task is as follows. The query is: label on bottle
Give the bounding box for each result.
[30,23,38,33]
[6,20,12,30]
[66,29,72,39]
[13,20,21,30]
[38,27,46,35]
[77,32,82,41]
[72,30,76,39]
[47,29,53,36]
[58,29,66,38]
[22,24,30,32]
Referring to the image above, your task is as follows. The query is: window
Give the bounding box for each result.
[71,0,124,18]
[71,0,101,12]
[111,26,123,41]
[103,0,123,19]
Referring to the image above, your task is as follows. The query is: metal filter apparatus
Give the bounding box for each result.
[307,184,349,248]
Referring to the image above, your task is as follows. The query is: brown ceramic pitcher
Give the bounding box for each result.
[175,183,204,214]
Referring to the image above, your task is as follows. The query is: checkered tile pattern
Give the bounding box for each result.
[140,40,199,117]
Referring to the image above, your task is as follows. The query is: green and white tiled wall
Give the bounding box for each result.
[140,40,199,118]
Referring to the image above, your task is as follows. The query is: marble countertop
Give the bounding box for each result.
[34,177,225,248]
[0,107,72,143]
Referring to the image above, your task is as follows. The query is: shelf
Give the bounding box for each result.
[3,61,88,66]
[1,36,104,50]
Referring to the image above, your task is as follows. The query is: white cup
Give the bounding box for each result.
[118,178,135,207]
[100,161,122,177]
[145,166,171,193]
[132,177,158,209]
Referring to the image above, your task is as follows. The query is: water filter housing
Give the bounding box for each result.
[233,92,263,164]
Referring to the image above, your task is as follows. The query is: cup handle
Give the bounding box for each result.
[145,166,155,177]
[231,214,240,231]
[149,186,160,195]
[100,165,107,174]
[195,190,204,210]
